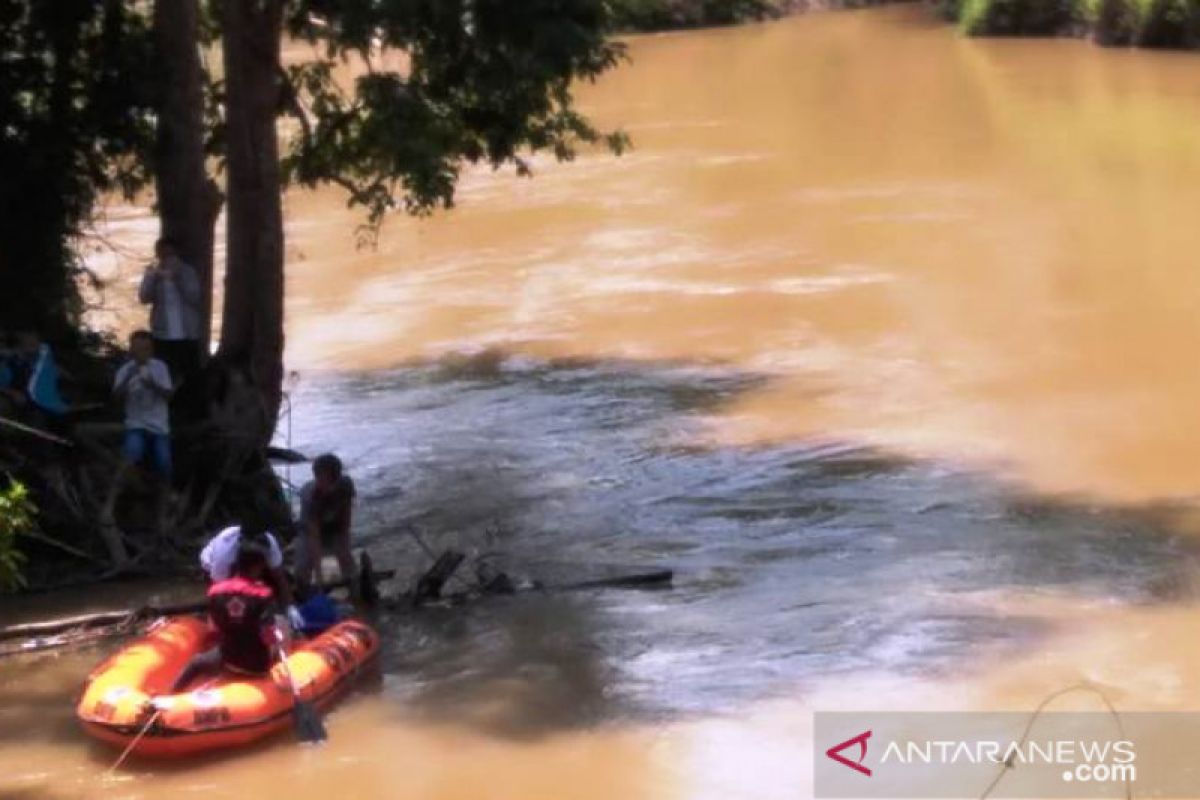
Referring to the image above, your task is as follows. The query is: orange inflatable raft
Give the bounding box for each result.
[77,615,379,758]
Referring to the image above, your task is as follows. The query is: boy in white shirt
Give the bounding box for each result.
[112,330,174,480]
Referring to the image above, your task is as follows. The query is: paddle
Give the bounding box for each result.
[273,627,328,743]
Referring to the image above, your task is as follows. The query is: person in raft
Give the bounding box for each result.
[200,516,303,631]
[112,330,174,480]
[295,453,357,595]
[171,534,284,691]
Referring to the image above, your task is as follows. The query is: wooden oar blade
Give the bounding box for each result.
[293,699,328,743]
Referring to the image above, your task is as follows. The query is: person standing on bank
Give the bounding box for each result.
[139,237,202,384]
[296,454,357,594]
[113,331,174,480]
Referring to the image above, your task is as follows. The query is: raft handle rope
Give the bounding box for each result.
[278,388,295,505]
[103,677,220,776]
[104,707,162,776]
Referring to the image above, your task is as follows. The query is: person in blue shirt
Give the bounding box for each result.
[0,329,68,425]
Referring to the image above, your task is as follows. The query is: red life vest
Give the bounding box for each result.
[207,576,275,674]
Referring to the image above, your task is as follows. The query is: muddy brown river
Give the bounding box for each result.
[7,5,1200,798]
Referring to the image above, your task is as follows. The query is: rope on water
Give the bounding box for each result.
[279,389,295,504]
[978,681,1133,800]
[102,676,221,776]
[104,707,161,776]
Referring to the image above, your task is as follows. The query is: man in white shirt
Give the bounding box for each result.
[139,238,202,384]
[113,330,174,479]
[200,517,304,629]
[200,523,285,580]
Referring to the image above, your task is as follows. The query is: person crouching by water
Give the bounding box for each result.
[171,534,283,692]
[112,330,174,481]
[200,515,303,630]
[296,453,357,596]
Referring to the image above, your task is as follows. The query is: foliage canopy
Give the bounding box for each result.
[0,0,157,335]
[279,0,629,224]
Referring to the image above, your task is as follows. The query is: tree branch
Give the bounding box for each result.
[277,64,315,146]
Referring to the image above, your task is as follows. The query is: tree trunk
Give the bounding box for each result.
[153,0,222,359]
[218,0,286,440]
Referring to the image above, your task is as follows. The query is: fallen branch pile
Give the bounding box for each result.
[0,545,674,658]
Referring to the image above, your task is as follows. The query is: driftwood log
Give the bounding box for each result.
[553,569,674,592]
[0,569,395,655]
[0,564,673,642]
[400,534,674,606]
[0,551,675,658]
[396,563,674,608]
[412,549,467,605]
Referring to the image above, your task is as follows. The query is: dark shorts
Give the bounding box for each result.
[183,645,271,682]
[153,338,201,385]
[219,637,272,675]
[317,523,349,548]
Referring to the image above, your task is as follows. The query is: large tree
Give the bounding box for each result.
[153,0,221,357]
[217,0,288,431]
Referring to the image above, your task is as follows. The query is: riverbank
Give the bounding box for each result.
[944,0,1200,46]
[611,0,778,31]
[618,0,1200,52]
[610,0,921,32]
[0,332,293,591]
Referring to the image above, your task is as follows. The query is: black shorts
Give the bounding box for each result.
[317,523,349,549]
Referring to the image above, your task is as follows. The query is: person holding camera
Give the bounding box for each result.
[139,237,202,384]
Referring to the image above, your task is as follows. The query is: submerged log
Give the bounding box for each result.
[402,560,674,608]
[0,554,674,657]
[412,549,466,605]
[0,609,146,641]
[359,551,381,607]
[552,569,674,592]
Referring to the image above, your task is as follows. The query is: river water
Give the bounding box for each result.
[8,5,1200,798]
